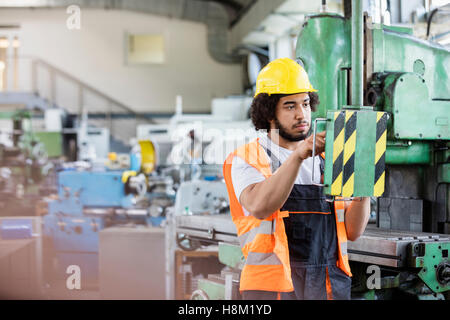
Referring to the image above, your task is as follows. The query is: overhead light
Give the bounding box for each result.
[0,0,42,6]
[13,38,20,48]
[431,0,450,7]
[0,38,9,48]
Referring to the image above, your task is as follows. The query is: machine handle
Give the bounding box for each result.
[312,118,328,187]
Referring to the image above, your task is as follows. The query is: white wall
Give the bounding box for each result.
[0,8,243,113]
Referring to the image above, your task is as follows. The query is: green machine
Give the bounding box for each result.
[0,110,55,216]
[175,214,243,300]
[297,0,449,299]
[190,242,244,300]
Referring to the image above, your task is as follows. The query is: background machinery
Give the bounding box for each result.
[0,110,55,217]
[172,1,450,300]
[42,139,176,285]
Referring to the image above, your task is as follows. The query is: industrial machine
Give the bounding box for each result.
[295,1,449,299]
[137,98,254,188]
[43,139,176,283]
[169,179,239,300]
[173,2,449,300]
[0,110,55,217]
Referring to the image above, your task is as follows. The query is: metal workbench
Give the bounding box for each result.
[175,213,450,269]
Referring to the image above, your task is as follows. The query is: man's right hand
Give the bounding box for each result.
[295,131,326,161]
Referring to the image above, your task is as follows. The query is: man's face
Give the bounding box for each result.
[270,93,311,142]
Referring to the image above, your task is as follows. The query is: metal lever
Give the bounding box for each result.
[312,118,328,187]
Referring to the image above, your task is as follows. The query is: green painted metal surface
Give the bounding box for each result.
[353,110,377,196]
[297,14,449,168]
[411,241,450,293]
[323,109,385,197]
[386,142,432,165]
[372,26,450,100]
[438,163,450,183]
[351,0,364,107]
[35,131,63,158]
[218,242,244,270]
[362,290,375,300]
[383,73,449,140]
[296,14,351,118]
[196,279,225,300]
[381,24,413,35]
[0,110,31,120]
[192,243,243,300]
[297,13,450,297]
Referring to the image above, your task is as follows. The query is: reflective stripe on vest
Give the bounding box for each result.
[246,252,282,266]
[336,207,345,223]
[238,219,275,247]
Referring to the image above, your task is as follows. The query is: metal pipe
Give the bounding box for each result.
[114,208,148,216]
[321,0,327,12]
[385,142,432,165]
[351,0,364,107]
[83,208,114,215]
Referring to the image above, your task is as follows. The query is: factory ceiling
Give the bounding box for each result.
[0,0,263,64]
[0,0,446,60]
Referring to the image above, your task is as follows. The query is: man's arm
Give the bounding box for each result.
[240,132,326,220]
[344,197,371,241]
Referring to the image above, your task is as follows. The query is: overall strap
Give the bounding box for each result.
[260,143,282,173]
[319,154,325,175]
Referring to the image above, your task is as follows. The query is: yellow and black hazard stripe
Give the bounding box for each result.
[374,112,387,196]
[342,111,357,197]
[331,111,345,195]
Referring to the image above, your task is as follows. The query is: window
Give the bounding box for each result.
[431,0,450,7]
[126,34,165,65]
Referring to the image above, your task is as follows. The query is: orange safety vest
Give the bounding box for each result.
[223,138,352,292]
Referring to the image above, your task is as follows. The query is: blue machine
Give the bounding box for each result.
[57,170,127,207]
[43,170,171,282]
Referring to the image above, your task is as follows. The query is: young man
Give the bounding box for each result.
[223,58,370,300]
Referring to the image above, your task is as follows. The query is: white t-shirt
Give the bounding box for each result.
[231,134,322,216]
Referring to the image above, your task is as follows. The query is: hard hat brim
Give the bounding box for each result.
[254,88,318,98]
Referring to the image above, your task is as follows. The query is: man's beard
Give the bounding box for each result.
[273,118,309,142]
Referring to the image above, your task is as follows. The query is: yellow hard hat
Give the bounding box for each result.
[254,58,317,97]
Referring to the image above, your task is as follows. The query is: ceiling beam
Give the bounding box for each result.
[229,0,286,50]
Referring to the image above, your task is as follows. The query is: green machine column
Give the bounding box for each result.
[296,14,351,118]
[298,3,387,198]
[351,0,364,107]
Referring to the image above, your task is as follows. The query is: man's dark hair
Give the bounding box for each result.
[250,92,319,131]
